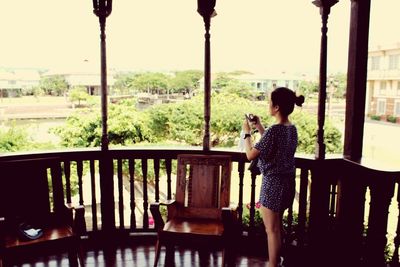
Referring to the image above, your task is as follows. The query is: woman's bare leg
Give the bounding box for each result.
[260,206,282,267]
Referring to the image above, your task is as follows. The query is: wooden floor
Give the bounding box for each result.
[7,242,275,267]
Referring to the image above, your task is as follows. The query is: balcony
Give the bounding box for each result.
[1,148,400,266]
[1,1,400,266]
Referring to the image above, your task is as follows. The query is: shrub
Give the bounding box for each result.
[387,115,397,123]
[370,114,381,121]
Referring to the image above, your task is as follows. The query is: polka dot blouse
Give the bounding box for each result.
[254,124,298,212]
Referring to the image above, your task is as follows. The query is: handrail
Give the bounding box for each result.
[0,148,399,265]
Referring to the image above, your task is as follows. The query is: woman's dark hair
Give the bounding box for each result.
[270,87,305,116]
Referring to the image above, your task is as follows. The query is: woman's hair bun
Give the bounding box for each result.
[295,95,305,107]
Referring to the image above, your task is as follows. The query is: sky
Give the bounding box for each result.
[1,0,400,75]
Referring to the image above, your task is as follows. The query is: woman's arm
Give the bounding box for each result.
[242,119,261,160]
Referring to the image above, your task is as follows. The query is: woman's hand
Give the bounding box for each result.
[242,119,251,134]
[252,115,265,135]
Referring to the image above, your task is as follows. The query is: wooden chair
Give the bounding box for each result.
[150,154,240,267]
[0,160,86,267]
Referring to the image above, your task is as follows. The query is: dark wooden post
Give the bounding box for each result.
[343,0,371,162]
[197,0,216,151]
[92,0,116,235]
[365,174,395,267]
[335,161,367,266]
[312,0,338,160]
[308,1,338,263]
[335,1,371,265]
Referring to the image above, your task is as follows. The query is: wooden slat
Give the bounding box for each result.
[129,158,136,230]
[117,158,124,229]
[90,159,98,231]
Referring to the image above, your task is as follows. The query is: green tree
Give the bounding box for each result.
[0,126,31,152]
[168,70,203,95]
[330,72,347,99]
[53,92,342,153]
[39,75,69,96]
[113,72,137,95]
[133,72,170,94]
[0,124,55,152]
[69,86,90,107]
[297,80,318,99]
[52,99,154,148]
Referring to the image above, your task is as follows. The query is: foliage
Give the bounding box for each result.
[212,72,263,100]
[297,80,318,98]
[0,124,55,152]
[146,96,204,145]
[52,92,342,153]
[330,72,347,99]
[51,98,154,148]
[39,75,68,96]
[168,70,203,94]
[132,72,170,94]
[210,93,268,146]
[242,202,264,229]
[370,114,381,121]
[0,125,32,152]
[291,110,342,154]
[387,115,397,123]
[113,72,137,95]
[69,86,90,106]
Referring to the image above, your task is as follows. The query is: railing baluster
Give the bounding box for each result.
[154,158,160,202]
[90,159,98,231]
[64,160,71,204]
[249,167,258,236]
[142,159,149,229]
[237,160,245,223]
[77,160,83,206]
[117,158,124,229]
[298,168,309,246]
[129,159,136,230]
[50,162,64,213]
[165,158,172,200]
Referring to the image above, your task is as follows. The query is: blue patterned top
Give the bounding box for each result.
[254,124,298,176]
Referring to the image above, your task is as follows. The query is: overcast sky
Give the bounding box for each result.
[1,1,399,75]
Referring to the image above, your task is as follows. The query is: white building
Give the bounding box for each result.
[367,43,400,122]
[43,60,115,95]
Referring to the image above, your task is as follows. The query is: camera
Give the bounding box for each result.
[245,113,257,123]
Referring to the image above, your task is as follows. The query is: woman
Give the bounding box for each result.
[242,87,304,267]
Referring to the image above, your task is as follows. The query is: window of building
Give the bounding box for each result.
[377,99,386,115]
[395,101,400,116]
[370,56,380,70]
[389,54,400,70]
[397,81,400,95]
[379,81,386,94]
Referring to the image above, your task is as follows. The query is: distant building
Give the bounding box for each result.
[234,72,303,92]
[42,60,115,95]
[199,71,304,98]
[0,68,41,97]
[367,43,400,121]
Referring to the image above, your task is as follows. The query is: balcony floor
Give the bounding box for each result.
[8,238,306,267]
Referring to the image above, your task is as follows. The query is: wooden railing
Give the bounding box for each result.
[0,148,399,266]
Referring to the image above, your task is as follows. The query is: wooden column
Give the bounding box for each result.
[344,0,371,162]
[93,0,116,235]
[197,0,216,151]
[312,0,338,160]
